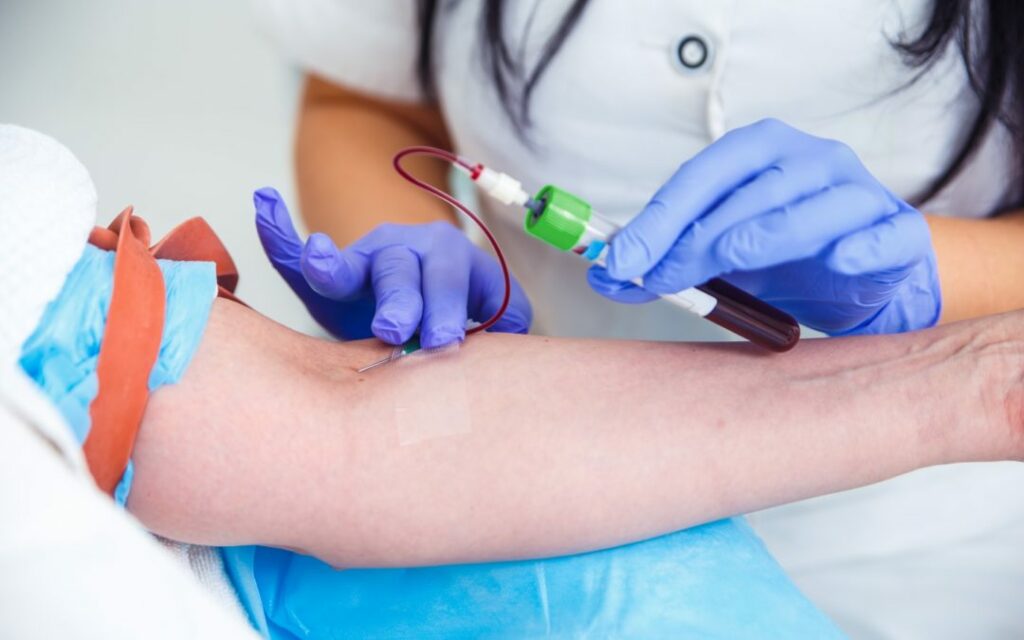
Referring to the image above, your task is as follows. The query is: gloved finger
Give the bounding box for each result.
[634,158,835,294]
[253,187,313,296]
[587,265,660,304]
[644,183,897,294]
[419,235,472,349]
[606,118,808,281]
[825,208,932,275]
[350,222,425,253]
[469,248,533,334]
[488,278,533,333]
[696,138,872,240]
[301,232,371,301]
[369,245,424,345]
[685,158,834,243]
[715,183,899,272]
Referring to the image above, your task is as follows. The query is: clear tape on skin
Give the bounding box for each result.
[386,343,473,446]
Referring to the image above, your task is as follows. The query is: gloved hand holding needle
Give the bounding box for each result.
[255,187,532,348]
[589,119,942,335]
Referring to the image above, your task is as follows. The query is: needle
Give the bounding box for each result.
[356,337,423,373]
[356,356,396,373]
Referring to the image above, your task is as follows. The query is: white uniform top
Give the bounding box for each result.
[255,2,1024,637]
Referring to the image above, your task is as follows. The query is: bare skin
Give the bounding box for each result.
[296,75,455,245]
[127,299,1024,569]
[295,74,1024,323]
[927,212,1024,323]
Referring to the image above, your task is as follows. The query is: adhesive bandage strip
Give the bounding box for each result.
[385,344,472,446]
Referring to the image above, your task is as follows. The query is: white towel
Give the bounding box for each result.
[0,124,96,370]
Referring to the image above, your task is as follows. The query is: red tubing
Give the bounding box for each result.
[394,146,801,353]
[392,147,511,335]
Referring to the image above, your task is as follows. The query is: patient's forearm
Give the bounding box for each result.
[128,301,1023,567]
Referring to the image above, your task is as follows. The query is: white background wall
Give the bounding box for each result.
[0,0,314,332]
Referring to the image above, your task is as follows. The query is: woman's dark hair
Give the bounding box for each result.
[417,0,1023,206]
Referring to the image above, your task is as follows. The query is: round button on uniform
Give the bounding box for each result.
[674,35,710,71]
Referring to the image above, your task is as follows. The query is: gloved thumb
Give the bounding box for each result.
[301,233,370,301]
[587,265,660,304]
[254,186,313,298]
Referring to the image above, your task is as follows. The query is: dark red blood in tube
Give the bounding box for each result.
[696,278,800,352]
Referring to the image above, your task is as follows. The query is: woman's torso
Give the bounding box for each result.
[432,2,1024,637]
[256,0,1024,635]
[436,0,1016,339]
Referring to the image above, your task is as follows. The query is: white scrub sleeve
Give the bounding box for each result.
[253,0,426,103]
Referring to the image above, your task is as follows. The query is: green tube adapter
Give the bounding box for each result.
[524,185,593,251]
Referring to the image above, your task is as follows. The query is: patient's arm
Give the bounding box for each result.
[128,300,1023,567]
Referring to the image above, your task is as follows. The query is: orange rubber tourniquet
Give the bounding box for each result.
[83,207,242,495]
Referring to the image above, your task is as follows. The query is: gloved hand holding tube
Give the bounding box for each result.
[254,187,532,348]
[591,118,942,335]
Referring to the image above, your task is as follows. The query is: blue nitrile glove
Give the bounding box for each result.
[589,118,941,335]
[255,187,532,348]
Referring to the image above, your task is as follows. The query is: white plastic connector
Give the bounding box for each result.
[474,166,530,206]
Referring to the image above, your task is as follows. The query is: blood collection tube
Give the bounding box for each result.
[521,185,800,352]
[396,145,798,354]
